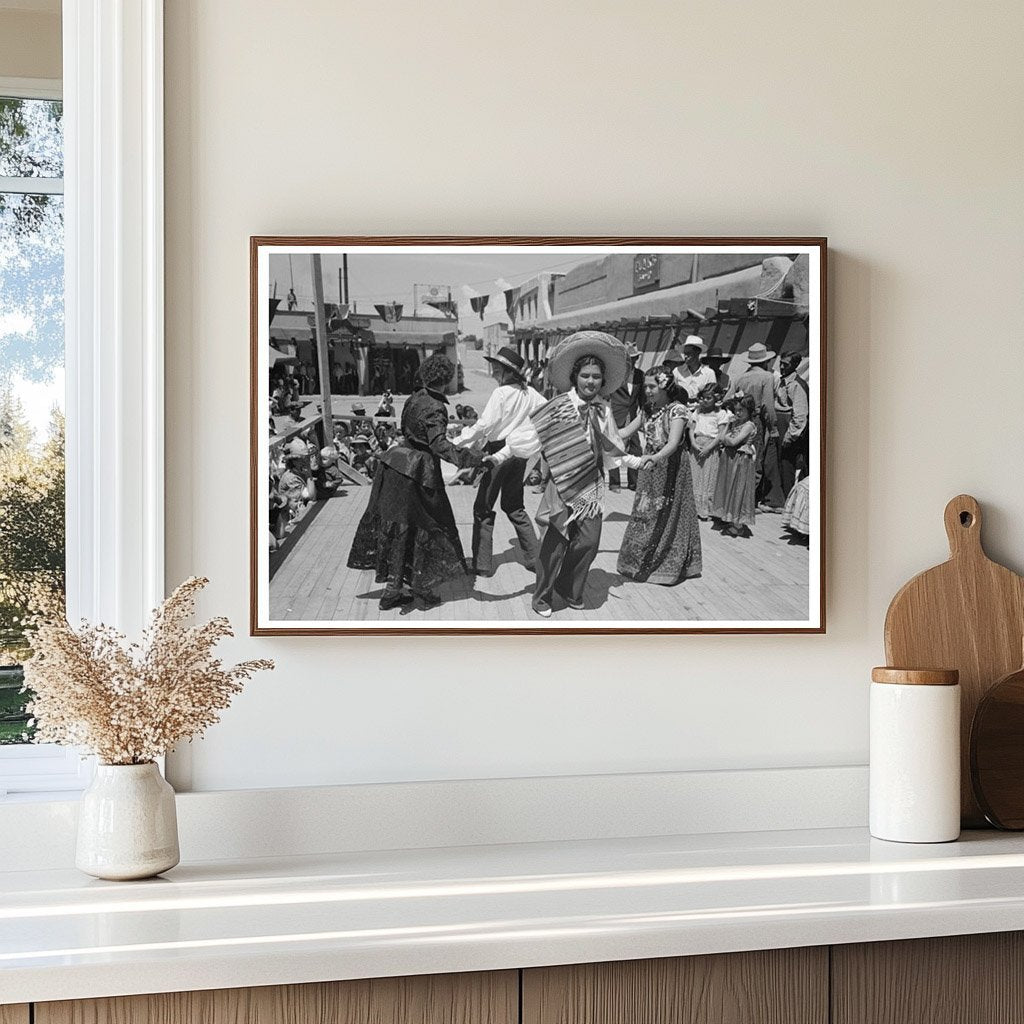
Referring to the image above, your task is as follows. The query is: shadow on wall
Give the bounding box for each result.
[826,249,872,636]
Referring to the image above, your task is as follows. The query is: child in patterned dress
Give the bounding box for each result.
[711,394,757,537]
[688,384,728,519]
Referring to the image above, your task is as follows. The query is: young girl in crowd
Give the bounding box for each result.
[616,367,702,586]
[711,393,757,537]
[688,383,728,519]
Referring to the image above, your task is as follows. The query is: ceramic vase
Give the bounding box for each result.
[76,762,180,880]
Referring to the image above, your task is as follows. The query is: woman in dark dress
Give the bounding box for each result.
[617,367,703,585]
[347,355,486,611]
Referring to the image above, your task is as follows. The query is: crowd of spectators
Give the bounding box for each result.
[268,415,401,551]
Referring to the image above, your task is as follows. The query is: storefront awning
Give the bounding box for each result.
[346,329,457,349]
[269,347,298,367]
[270,326,312,343]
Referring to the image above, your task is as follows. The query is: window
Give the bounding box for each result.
[0,80,81,795]
[1,6,166,797]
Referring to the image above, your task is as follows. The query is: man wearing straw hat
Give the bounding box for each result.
[493,331,644,617]
[727,342,785,510]
[454,346,547,576]
[670,335,716,401]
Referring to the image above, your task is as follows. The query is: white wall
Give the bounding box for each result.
[164,0,1024,792]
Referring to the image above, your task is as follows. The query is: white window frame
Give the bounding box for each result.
[0,0,164,797]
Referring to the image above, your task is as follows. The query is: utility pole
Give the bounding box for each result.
[310,253,334,444]
[342,254,349,305]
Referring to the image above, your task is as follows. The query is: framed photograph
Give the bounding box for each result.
[251,237,826,635]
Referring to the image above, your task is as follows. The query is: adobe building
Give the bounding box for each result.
[509,253,811,379]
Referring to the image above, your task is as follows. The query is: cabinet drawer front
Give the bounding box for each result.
[0,1007,30,1024]
[524,949,827,1024]
[833,933,1024,1024]
[35,971,518,1024]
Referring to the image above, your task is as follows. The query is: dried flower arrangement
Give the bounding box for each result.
[22,577,273,765]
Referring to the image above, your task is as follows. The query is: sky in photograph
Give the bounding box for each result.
[269,251,597,336]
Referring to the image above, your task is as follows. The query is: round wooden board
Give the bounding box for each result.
[971,664,1024,829]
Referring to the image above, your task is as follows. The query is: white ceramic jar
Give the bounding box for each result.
[76,762,180,880]
[870,667,961,843]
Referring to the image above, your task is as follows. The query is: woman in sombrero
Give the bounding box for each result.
[492,331,643,617]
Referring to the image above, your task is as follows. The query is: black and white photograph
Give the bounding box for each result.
[252,239,825,634]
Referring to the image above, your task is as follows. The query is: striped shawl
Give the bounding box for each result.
[530,393,604,522]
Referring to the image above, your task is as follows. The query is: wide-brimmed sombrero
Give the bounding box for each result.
[547,330,629,397]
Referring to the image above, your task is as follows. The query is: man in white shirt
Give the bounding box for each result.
[455,347,547,576]
[670,335,717,400]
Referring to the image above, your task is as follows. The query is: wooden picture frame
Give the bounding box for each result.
[251,237,826,635]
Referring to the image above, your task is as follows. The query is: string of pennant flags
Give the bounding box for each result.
[369,280,525,326]
[281,276,533,327]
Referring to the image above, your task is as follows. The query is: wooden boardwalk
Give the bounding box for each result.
[269,481,811,625]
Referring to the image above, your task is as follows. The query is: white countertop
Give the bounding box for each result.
[4,826,1024,1004]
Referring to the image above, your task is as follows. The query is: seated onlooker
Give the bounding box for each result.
[278,456,310,515]
[315,447,346,498]
[269,476,289,542]
[285,434,315,472]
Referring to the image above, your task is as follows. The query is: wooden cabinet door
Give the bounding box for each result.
[0,1007,30,1024]
[523,949,828,1024]
[832,932,1024,1024]
[35,971,518,1024]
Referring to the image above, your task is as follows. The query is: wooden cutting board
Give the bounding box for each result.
[884,494,1024,826]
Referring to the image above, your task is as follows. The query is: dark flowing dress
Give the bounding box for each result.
[617,402,703,585]
[347,388,482,596]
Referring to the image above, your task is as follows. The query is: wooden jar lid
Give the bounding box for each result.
[871,667,960,686]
